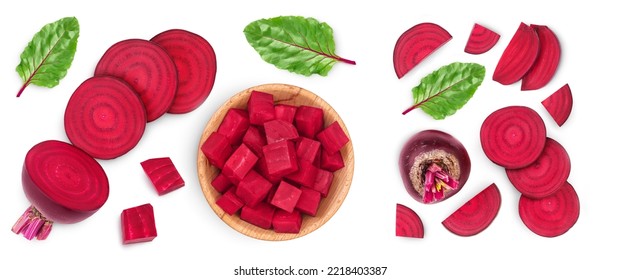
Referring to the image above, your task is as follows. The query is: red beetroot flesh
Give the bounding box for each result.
[480,106,547,169]
[313,168,334,197]
[216,187,245,215]
[542,84,573,127]
[286,160,319,188]
[464,23,500,55]
[64,76,146,160]
[316,121,350,155]
[521,25,561,91]
[442,183,502,236]
[262,140,299,177]
[201,131,233,169]
[94,39,177,122]
[294,106,324,139]
[151,29,217,113]
[121,203,157,244]
[270,181,302,213]
[396,204,424,238]
[235,170,273,207]
[140,157,185,195]
[519,181,580,237]
[393,22,452,79]
[272,209,302,233]
[295,187,321,216]
[264,119,299,144]
[222,144,258,184]
[274,104,297,123]
[248,90,276,125]
[242,126,267,157]
[320,149,345,172]
[210,173,232,193]
[506,138,570,199]
[296,137,321,163]
[493,23,540,85]
[217,108,250,146]
[240,202,276,229]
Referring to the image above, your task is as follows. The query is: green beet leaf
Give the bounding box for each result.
[16,17,80,97]
[402,62,485,120]
[243,16,355,76]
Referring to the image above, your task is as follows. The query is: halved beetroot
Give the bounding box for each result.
[393,22,452,79]
[521,25,561,91]
[94,39,177,122]
[442,183,501,236]
[542,84,573,127]
[519,181,580,237]
[480,106,547,169]
[492,23,539,85]
[151,29,217,114]
[64,76,146,160]
[464,23,500,55]
[506,138,570,199]
[396,204,424,238]
[140,157,185,195]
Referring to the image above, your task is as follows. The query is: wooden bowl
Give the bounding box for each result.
[197,83,354,241]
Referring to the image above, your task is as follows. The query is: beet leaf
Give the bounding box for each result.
[243,16,355,76]
[402,62,485,120]
[16,17,79,97]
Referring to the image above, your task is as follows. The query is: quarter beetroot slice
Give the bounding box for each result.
[393,22,452,79]
[64,76,147,160]
[442,183,501,237]
[492,22,539,85]
[521,25,561,91]
[396,203,424,238]
[121,203,157,244]
[140,157,186,195]
[464,23,500,55]
[542,84,573,127]
[151,29,217,114]
[480,106,547,169]
[94,39,177,122]
[519,181,580,237]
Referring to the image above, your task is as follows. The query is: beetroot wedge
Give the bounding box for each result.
[95,39,177,122]
[521,25,561,91]
[140,157,185,195]
[442,183,501,236]
[393,22,452,79]
[519,181,580,237]
[64,76,146,160]
[480,106,547,169]
[542,84,573,127]
[506,138,570,199]
[464,23,500,55]
[151,29,217,114]
[492,22,539,85]
[396,204,424,238]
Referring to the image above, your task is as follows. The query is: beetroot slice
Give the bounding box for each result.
[393,22,452,79]
[94,39,177,122]
[493,22,539,85]
[506,138,570,199]
[441,183,501,237]
[521,25,561,91]
[464,23,500,55]
[140,157,186,195]
[151,29,217,114]
[121,203,157,244]
[519,181,580,237]
[542,84,573,127]
[396,203,424,238]
[480,106,547,169]
[64,76,147,160]
[13,140,109,240]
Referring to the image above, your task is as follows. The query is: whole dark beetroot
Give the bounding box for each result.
[399,130,470,204]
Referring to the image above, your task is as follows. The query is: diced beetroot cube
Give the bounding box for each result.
[316,121,350,154]
[216,108,249,146]
[247,90,275,125]
[211,172,232,193]
[255,156,282,184]
[295,187,322,216]
[240,202,276,229]
[272,209,303,233]
[294,105,324,138]
[216,187,245,215]
[222,144,258,183]
[270,181,302,213]
[313,168,334,197]
[201,132,233,169]
[242,125,267,157]
[285,160,319,188]
[121,203,157,244]
[264,119,300,144]
[262,140,299,177]
[235,170,273,207]
[296,137,321,163]
[320,149,345,172]
[274,104,297,123]
[140,157,185,195]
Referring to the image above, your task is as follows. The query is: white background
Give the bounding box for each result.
[1,1,618,279]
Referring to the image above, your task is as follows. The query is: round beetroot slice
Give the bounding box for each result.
[151,29,217,114]
[396,204,424,238]
[480,106,547,169]
[64,76,147,159]
[442,183,501,236]
[506,138,570,199]
[94,39,177,122]
[519,182,580,237]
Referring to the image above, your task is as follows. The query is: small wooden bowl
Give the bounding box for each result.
[197,83,354,241]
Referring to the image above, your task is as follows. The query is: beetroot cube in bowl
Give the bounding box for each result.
[317,121,350,155]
